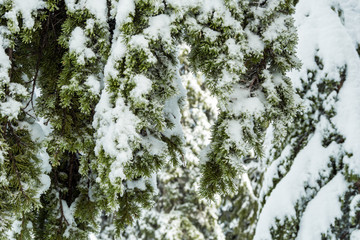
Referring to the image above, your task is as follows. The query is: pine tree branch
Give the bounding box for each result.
[6,122,32,201]
[9,151,30,201]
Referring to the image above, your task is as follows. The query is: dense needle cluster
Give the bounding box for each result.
[0,0,300,239]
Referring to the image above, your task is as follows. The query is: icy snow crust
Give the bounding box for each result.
[255,0,360,239]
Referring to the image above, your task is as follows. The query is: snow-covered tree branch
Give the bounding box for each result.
[2,0,358,239]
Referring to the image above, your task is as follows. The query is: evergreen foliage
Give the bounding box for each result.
[0,0,300,238]
[0,1,50,238]
[192,0,300,199]
[254,0,360,239]
[113,45,224,240]
[219,154,261,240]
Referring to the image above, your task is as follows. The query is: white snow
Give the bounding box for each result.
[288,0,360,176]
[38,148,51,173]
[144,14,172,42]
[108,155,126,185]
[227,86,265,115]
[289,0,357,88]
[89,233,97,240]
[69,27,95,65]
[166,0,200,10]
[93,92,140,186]
[85,0,107,22]
[127,34,157,64]
[0,27,11,84]
[256,0,360,239]
[227,120,243,144]
[128,34,149,49]
[163,73,186,139]
[104,35,127,80]
[65,0,107,22]
[350,195,360,218]
[9,83,28,97]
[34,174,51,199]
[5,0,45,30]
[130,74,152,102]
[263,14,288,42]
[85,75,101,95]
[9,220,22,237]
[202,27,220,42]
[115,0,135,26]
[245,28,265,53]
[225,38,242,57]
[0,98,22,120]
[259,144,292,200]
[142,134,167,156]
[126,178,146,191]
[94,95,139,158]
[218,69,235,89]
[331,0,360,45]
[296,173,348,240]
[351,230,360,240]
[61,200,76,237]
[254,119,341,240]
[201,0,225,13]
[333,54,360,177]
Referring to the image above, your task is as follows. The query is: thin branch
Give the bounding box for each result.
[24,43,42,111]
